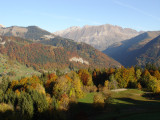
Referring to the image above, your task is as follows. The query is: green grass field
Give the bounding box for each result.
[77,89,160,120]
[78,92,95,103]
[0,54,40,81]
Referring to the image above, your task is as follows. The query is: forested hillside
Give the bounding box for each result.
[137,35,160,66]
[0,36,120,70]
[103,31,160,67]
[0,64,160,120]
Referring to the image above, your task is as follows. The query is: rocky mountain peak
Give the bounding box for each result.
[54,24,142,51]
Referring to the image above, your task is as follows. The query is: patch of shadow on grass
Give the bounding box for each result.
[1,98,160,120]
[142,93,160,100]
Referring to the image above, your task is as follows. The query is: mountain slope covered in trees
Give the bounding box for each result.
[103,31,160,67]
[137,35,160,66]
[0,36,121,70]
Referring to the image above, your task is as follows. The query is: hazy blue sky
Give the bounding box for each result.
[1,0,160,32]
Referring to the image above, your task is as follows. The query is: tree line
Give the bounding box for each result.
[0,63,160,120]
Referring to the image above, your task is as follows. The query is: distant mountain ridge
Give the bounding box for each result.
[137,35,160,66]
[0,24,142,51]
[103,31,160,67]
[0,25,53,40]
[54,24,143,50]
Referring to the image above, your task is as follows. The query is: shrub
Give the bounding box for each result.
[83,86,97,93]
[0,103,13,112]
[93,93,105,108]
[137,82,142,90]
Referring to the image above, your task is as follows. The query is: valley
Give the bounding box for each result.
[103,31,160,67]
[0,25,160,120]
[1,0,159,120]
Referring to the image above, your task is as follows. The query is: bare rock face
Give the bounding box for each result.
[54,24,142,51]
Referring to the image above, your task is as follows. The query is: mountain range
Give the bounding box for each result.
[54,24,143,50]
[136,35,160,66]
[0,34,121,71]
[103,31,160,67]
[0,26,52,40]
[1,24,159,69]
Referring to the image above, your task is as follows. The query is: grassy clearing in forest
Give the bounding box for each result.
[78,92,95,104]
[77,89,160,120]
[0,54,40,81]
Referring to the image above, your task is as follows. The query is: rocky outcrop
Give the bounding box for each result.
[69,57,89,65]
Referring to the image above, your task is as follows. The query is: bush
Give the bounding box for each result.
[93,93,105,108]
[137,82,142,90]
[83,86,97,93]
[0,103,13,112]
[93,90,112,109]
[104,92,113,105]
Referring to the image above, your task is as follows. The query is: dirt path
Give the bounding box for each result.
[111,88,128,92]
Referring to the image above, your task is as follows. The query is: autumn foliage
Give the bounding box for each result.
[0,63,160,120]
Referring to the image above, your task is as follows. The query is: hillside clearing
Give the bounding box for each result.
[77,89,160,120]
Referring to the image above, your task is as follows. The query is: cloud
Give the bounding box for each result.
[113,0,160,21]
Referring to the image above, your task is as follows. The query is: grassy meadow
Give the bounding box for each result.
[0,53,40,81]
[76,89,160,120]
